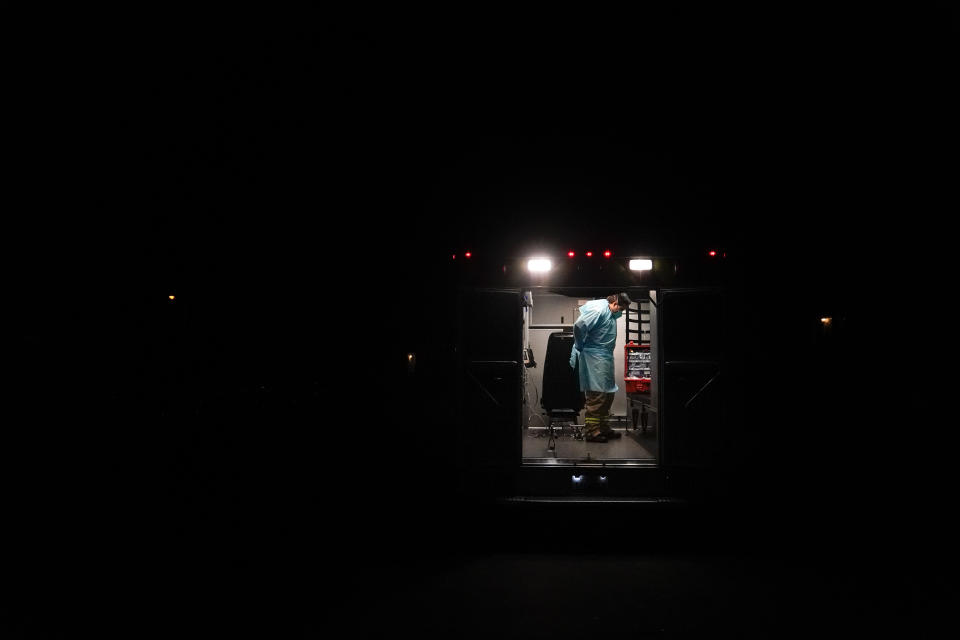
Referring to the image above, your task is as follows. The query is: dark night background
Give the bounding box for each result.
[6,10,958,637]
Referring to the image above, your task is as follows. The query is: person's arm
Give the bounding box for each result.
[570,317,584,369]
[573,317,587,352]
[573,303,600,351]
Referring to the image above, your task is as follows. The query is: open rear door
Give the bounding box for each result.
[657,287,730,498]
[456,288,523,498]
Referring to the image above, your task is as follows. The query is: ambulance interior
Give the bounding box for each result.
[521,289,658,465]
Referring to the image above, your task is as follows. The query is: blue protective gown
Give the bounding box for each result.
[569,299,620,393]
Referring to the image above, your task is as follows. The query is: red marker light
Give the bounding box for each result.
[585,251,593,258]
[465,252,472,258]
[708,250,717,257]
[567,251,576,258]
[603,250,612,258]
[452,254,456,260]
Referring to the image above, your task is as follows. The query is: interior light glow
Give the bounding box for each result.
[629,259,653,271]
[527,258,552,273]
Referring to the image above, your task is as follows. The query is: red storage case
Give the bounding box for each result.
[624,341,651,393]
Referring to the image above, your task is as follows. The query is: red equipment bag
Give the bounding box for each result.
[624,341,651,394]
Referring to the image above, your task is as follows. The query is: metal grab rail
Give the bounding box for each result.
[465,360,520,409]
[682,371,721,410]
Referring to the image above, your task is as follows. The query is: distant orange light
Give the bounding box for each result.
[168,295,175,301]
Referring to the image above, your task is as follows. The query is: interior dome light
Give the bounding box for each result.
[527,258,553,273]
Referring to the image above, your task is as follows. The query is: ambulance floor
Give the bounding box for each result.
[522,425,657,460]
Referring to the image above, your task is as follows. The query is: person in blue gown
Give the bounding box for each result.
[569,293,632,442]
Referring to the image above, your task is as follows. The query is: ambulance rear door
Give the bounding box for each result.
[656,287,731,497]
